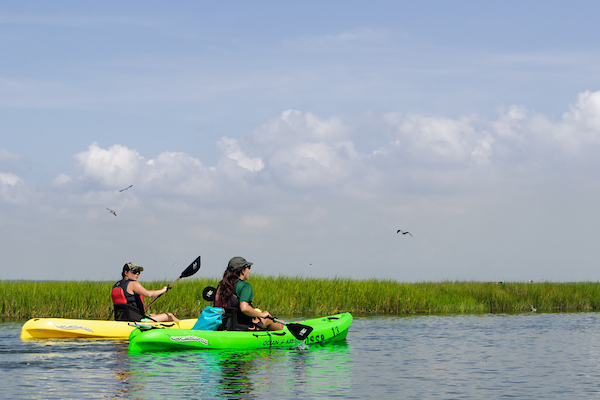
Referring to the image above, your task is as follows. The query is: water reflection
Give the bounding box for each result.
[111,343,145,399]
[284,342,353,397]
[215,351,258,398]
[6,336,130,399]
[118,342,353,399]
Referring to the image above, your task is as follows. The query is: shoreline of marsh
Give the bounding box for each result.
[3,277,600,319]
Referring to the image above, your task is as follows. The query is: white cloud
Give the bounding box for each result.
[68,92,600,205]
[272,140,359,187]
[492,105,530,141]
[249,110,347,151]
[146,151,214,196]
[52,173,72,186]
[0,172,22,186]
[246,110,359,187]
[383,112,479,165]
[0,172,25,204]
[217,137,264,173]
[557,90,600,150]
[471,134,495,166]
[74,142,144,187]
[73,143,219,199]
[0,147,20,163]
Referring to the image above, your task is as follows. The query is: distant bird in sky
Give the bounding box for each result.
[119,185,133,192]
[397,230,413,237]
[107,208,117,217]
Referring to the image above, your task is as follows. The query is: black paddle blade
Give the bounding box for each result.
[286,323,314,341]
[202,286,217,302]
[180,256,201,278]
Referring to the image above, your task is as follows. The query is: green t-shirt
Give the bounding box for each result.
[235,280,253,304]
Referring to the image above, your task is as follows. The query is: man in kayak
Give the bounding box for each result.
[111,262,179,322]
[214,257,283,331]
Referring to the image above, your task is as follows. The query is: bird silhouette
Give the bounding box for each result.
[119,185,133,192]
[107,208,117,217]
[397,230,413,237]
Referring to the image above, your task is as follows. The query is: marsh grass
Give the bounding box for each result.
[3,277,600,319]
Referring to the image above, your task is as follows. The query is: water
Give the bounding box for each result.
[3,313,600,399]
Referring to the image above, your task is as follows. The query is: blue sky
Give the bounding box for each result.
[1,1,600,282]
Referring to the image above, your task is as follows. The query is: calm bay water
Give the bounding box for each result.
[3,312,600,399]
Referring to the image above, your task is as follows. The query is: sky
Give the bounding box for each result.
[1,1,600,283]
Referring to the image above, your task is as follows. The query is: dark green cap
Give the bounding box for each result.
[123,262,143,273]
[228,257,253,270]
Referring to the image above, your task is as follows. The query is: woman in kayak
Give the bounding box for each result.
[215,257,283,331]
[111,262,179,322]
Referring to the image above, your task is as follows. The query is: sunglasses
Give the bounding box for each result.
[246,265,251,270]
[130,269,141,274]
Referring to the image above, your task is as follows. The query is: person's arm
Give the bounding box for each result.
[240,301,271,318]
[128,281,167,298]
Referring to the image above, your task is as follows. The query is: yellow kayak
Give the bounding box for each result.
[20,318,197,339]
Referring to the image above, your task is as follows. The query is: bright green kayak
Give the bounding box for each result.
[128,313,353,353]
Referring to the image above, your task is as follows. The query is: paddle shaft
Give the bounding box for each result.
[144,277,180,311]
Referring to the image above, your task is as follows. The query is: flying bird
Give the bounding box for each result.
[119,185,133,192]
[107,208,117,217]
[397,230,413,237]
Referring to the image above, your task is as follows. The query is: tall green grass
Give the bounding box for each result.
[3,277,600,319]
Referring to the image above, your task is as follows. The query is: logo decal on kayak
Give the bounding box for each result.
[170,336,209,345]
[54,324,93,333]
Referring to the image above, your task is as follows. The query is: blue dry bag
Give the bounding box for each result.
[192,306,224,331]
